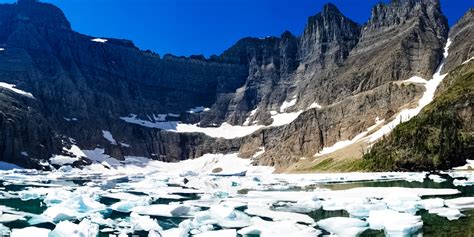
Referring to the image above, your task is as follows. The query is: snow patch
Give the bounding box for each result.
[0,82,34,98]
[188,106,210,114]
[102,130,117,145]
[91,38,107,43]
[280,98,297,112]
[462,56,474,65]
[308,102,322,109]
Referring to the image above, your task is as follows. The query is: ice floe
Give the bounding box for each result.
[49,219,99,237]
[238,217,320,237]
[11,227,50,237]
[367,209,423,236]
[317,217,367,236]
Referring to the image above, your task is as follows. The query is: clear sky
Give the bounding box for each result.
[2,0,472,56]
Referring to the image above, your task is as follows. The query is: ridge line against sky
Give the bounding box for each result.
[1,0,472,57]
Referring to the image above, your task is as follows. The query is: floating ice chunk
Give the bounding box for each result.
[132,204,191,217]
[38,191,106,223]
[417,198,444,210]
[110,197,151,213]
[0,213,25,223]
[322,197,363,211]
[130,212,162,232]
[245,206,314,224]
[428,174,446,183]
[345,200,387,218]
[429,208,463,220]
[383,191,421,214]
[19,187,50,201]
[91,38,107,43]
[0,224,9,236]
[445,197,474,210]
[275,197,322,213]
[0,82,34,98]
[194,229,236,237]
[238,217,320,237]
[208,205,251,228]
[453,178,474,186]
[42,205,81,222]
[317,217,367,237]
[102,130,117,145]
[367,209,422,236]
[49,219,99,237]
[11,227,50,237]
[102,192,143,201]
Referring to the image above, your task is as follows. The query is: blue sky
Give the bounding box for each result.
[4,0,473,56]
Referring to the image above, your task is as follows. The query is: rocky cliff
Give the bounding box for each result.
[0,0,471,171]
[362,61,473,171]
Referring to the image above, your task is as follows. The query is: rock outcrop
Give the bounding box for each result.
[362,61,473,171]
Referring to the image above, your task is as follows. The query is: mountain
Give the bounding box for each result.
[0,0,472,171]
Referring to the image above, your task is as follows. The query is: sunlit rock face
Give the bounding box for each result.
[0,0,471,171]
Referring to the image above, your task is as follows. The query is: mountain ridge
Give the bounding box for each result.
[0,0,471,171]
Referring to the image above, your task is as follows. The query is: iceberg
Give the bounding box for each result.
[132,204,191,217]
[49,219,99,237]
[245,206,314,224]
[208,205,251,228]
[11,227,50,237]
[317,217,368,237]
[367,209,422,236]
[238,217,320,237]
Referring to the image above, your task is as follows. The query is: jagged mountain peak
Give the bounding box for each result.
[368,0,445,26]
[322,3,341,14]
[299,2,360,65]
[1,0,71,30]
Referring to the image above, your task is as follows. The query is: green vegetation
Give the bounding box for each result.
[300,157,369,173]
[362,62,474,171]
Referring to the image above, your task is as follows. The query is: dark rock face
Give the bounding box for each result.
[444,9,474,73]
[0,0,469,171]
[299,3,360,67]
